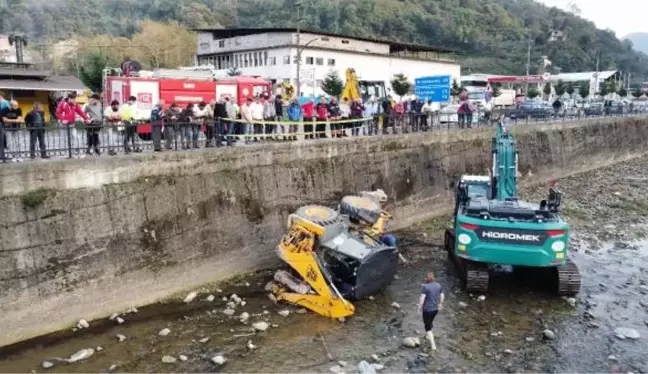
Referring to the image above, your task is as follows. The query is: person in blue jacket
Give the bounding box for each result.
[286,98,302,141]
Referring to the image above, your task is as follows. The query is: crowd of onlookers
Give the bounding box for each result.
[2,87,641,161]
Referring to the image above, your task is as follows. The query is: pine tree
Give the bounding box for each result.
[578,82,590,98]
[543,82,552,97]
[565,82,574,95]
[451,79,461,97]
[618,87,628,97]
[554,80,565,96]
[390,73,411,97]
[321,70,344,97]
[527,87,540,99]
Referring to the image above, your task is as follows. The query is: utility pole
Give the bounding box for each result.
[593,50,599,96]
[525,37,532,94]
[295,1,302,97]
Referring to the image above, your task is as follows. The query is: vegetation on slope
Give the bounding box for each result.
[1,0,646,80]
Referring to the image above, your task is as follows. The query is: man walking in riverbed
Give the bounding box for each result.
[418,271,444,351]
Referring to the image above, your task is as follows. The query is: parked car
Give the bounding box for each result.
[506,100,554,120]
[558,105,583,118]
[584,103,604,116]
[606,102,626,115]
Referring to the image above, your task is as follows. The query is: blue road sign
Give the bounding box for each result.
[414,75,450,87]
[414,75,451,103]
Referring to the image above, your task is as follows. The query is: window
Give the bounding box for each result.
[218,40,225,48]
[341,40,350,44]
[244,54,249,67]
[269,56,277,65]
[315,57,323,66]
[327,58,335,66]
[264,51,268,66]
[283,55,290,64]
[305,57,314,65]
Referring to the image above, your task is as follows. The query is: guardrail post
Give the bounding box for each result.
[0,125,5,163]
[66,124,73,159]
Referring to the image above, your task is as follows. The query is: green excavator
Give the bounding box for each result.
[444,121,581,295]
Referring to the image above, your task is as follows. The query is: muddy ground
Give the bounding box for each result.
[1,156,648,373]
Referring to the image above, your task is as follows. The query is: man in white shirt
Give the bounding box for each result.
[192,101,210,148]
[250,96,264,142]
[240,97,254,144]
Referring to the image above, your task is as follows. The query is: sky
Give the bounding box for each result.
[537,0,647,37]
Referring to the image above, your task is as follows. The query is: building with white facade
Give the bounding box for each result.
[195,27,461,98]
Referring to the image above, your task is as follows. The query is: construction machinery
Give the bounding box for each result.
[444,121,581,296]
[341,68,387,103]
[267,192,398,318]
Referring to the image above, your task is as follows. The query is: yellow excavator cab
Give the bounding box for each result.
[268,194,398,319]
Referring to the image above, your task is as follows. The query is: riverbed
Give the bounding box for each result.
[1,156,648,373]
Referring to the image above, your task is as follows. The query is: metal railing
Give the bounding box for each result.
[0,109,645,162]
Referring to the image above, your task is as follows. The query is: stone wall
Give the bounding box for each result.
[1,117,647,347]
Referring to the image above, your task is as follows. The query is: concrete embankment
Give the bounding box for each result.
[1,117,647,347]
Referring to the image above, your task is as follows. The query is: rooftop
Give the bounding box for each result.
[193,27,458,55]
[0,63,85,91]
[550,70,618,82]
[0,75,86,91]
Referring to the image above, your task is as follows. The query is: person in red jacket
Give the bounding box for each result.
[315,96,328,139]
[301,99,315,140]
[56,92,90,153]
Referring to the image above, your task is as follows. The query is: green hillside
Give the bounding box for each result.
[1,0,647,79]
[625,32,648,55]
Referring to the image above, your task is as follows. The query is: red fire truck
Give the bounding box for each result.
[103,68,271,138]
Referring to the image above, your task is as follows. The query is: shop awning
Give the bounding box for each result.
[0,75,87,91]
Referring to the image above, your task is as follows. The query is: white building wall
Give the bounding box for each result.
[294,32,389,55]
[196,31,461,99]
[213,48,460,98]
[198,32,292,55]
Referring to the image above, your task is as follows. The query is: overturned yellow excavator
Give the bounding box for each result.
[266,191,397,318]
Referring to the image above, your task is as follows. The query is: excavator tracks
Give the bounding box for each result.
[465,261,490,293]
[556,257,581,296]
[445,229,490,294]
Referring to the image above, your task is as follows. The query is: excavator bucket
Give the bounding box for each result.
[268,202,398,318]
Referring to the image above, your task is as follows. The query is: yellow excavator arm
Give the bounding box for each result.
[269,215,355,318]
[341,68,361,102]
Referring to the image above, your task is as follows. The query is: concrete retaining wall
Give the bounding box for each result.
[1,117,647,347]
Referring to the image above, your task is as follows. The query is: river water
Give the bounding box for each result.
[1,229,647,374]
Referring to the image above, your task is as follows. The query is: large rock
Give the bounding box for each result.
[614,327,640,340]
[183,291,198,303]
[358,360,377,374]
[67,348,95,363]
[402,337,420,348]
[252,322,269,332]
[211,355,227,365]
[543,329,556,340]
[158,328,171,336]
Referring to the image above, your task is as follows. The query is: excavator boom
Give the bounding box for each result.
[491,122,518,201]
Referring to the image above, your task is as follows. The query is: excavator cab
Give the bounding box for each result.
[267,192,398,318]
